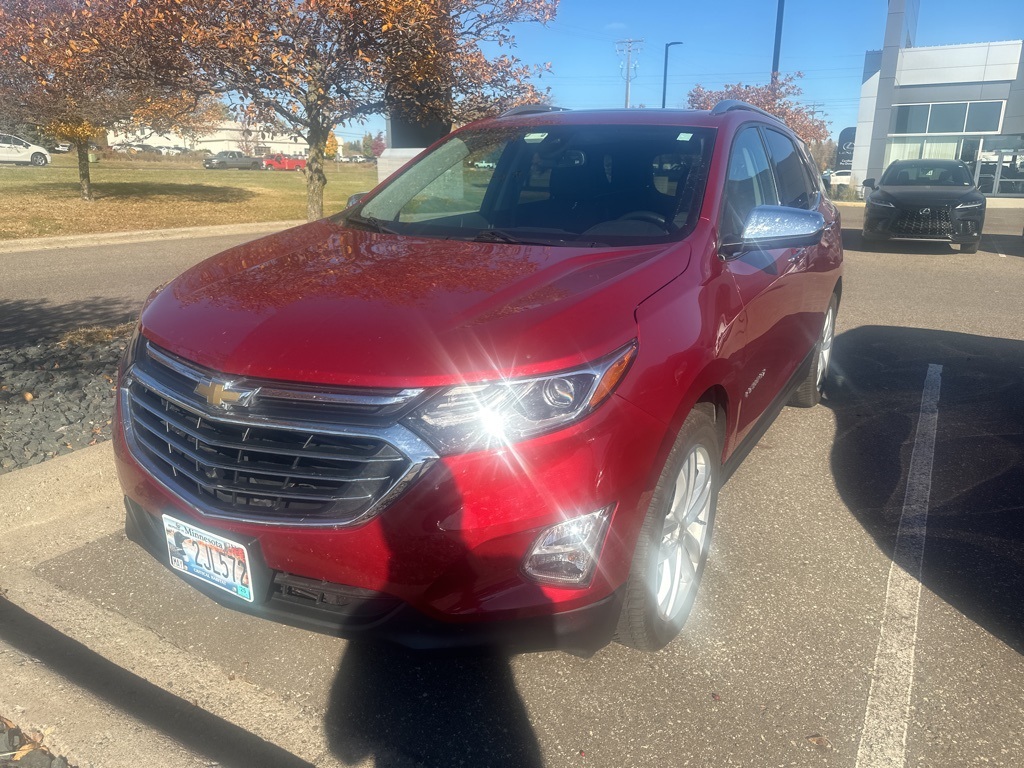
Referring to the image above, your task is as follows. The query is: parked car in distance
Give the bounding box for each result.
[203,150,263,170]
[0,134,51,166]
[51,142,72,153]
[262,153,307,171]
[862,158,985,253]
[829,169,852,187]
[116,101,843,653]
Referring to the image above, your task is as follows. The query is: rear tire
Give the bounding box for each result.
[960,241,979,254]
[615,404,720,651]
[789,293,838,408]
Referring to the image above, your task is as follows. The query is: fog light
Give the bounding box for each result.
[523,506,613,587]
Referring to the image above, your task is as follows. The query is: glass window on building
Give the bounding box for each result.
[892,101,1004,135]
[894,105,929,134]
[966,102,1003,133]
[928,103,968,134]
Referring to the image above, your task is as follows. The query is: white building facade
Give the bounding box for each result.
[109,122,308,157]
[853,0,1024,196]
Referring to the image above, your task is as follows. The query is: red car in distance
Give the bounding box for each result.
[115,102,843,653]
[262,153,306,171]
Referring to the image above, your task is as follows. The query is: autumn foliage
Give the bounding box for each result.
[687,73,829,144]
[176,0,557,219]
[0,0,217,200]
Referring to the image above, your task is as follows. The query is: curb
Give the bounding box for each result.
[0,220,306,254]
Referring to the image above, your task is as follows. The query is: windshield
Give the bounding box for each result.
[881,161,973,187]
[346,123,716,246]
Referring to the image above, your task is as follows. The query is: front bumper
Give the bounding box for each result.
[115,390,667,651]
[124,496,623,652]
[863,203,985,244]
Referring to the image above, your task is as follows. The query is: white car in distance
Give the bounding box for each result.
[0,134,51,166]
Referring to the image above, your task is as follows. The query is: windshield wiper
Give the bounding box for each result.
[471,229,607,248]
[345,213,399,235]
[473,229,524,244]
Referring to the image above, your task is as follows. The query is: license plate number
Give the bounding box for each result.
[162,515,254,602]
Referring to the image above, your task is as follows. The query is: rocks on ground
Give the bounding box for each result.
[0,715,73,768]
[0,336,128,475]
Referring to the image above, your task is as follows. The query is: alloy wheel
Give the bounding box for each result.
[816,305,835,391]
[656,445,713,621]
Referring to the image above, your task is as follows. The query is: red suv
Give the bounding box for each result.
[115,102,842,652]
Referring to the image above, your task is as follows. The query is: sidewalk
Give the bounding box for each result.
[0,221,305,255]
[0,444,350,768]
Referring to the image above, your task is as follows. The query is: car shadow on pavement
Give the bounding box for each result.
[840,227,1023,257]
[0,297,137,348]
[0,596,317,768]
[824,326,1024,653]
[321,463,602,767]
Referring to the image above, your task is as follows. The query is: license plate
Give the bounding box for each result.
[162,515,254,602]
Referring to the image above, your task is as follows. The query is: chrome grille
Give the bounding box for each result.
[891,206,952,238]
[122,341,437,526]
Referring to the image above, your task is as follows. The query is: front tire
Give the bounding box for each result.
[960,241,980,254]
[30,153,47,167]
[615,404,720,651]
[789,293,838,408]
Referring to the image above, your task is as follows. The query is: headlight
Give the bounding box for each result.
[868,198,895,208]
[956,199,984,209]
[404,342,637,455]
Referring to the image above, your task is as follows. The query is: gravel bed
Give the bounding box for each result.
[0,337,127,475]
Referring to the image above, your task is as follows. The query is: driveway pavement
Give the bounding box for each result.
[1,215,1023,767]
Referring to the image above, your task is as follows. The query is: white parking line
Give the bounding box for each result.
[855,363,942,768]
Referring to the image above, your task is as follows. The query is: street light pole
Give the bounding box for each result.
[662,41,683,109]
[771,0,785,83]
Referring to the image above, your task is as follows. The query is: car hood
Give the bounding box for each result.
[876,186,982,206]
[140,219,691,388]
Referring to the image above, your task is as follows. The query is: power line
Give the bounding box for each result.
[616,38,644,108]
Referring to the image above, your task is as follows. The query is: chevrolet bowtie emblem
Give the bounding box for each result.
[195,379,249,408]
[920,208,931,215]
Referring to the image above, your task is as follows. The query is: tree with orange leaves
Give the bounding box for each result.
[687,73,829,144]
[0,0,218,201]
[177,0,556,220]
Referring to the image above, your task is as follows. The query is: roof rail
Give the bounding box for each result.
[710,100,783,124]
[499,104,568,118]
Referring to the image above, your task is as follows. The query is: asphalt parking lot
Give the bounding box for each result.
[1,205,1022,767]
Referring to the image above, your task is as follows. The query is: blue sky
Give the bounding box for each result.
[343,0,1022,144]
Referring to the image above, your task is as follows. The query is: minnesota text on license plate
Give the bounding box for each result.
[162,515,254,602]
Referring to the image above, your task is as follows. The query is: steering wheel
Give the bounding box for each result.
[619,210,668,227]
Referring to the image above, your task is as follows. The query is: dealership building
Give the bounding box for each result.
[852,0,1024,196]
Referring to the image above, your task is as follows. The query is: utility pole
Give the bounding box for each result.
[771,0,785,84]
[617,38,644,108]
[806,102,824,120]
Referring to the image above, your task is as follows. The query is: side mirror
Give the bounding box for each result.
[720,205,825,259]
[863,178,876,190]
[346,192,367,208]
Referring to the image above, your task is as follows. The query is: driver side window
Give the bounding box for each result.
[721,127,779,241]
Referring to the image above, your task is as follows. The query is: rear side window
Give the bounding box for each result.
[762,128,816,210]
[721,127,779,241]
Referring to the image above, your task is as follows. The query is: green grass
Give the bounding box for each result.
[0,153,379,240]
